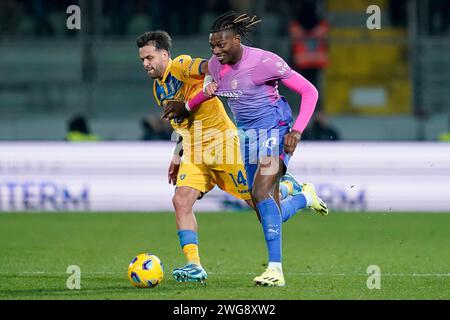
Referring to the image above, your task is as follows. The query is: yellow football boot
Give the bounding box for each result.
[254,268,286,287]
[302,183,329,216]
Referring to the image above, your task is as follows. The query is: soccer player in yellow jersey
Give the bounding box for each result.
[136,31,301,284]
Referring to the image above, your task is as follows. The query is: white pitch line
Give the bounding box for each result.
[0,271,449,277]
[0,271,120,275]
[225,272,450,277]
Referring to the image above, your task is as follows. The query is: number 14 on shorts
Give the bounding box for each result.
[228,171,247,187]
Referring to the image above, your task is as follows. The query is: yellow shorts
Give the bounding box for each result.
[177,136,251,201]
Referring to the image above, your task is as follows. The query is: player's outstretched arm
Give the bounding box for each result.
[200,61,218,97]
[203,77,218,97]
[161,60,216,121]
[161,83,217,121]
[281,71,318,154]
[161,90,213,121]
[281,71,318,134]
[253,51,318,146]
[161,100,189,121]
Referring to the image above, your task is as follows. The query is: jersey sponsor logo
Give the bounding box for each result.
[187,60,195,75]
[215,90,243,99]
[0,181,90,211]
[277,62,289,75]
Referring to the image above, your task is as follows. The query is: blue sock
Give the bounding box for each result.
[279,184,289,200]
[177,229,198,247]
[280,194,308,223]
[256,198,282,263]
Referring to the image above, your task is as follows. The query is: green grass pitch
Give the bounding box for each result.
[0,211,449,300]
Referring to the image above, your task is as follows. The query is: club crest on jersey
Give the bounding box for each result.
[180,174,186,180]
[231,79,238,89]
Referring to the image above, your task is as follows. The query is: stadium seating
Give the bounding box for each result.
[324,0,412,115]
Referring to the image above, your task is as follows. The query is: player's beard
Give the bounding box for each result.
[146,67,160,79]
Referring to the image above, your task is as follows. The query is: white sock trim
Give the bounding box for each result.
[268,262,283,273]
[301,191,313,206]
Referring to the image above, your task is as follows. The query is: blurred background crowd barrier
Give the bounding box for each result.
[2,142,449,212]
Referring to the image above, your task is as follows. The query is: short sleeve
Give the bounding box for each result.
[252,51,293,85]
[207,56,220,82]
[173,55,206,81]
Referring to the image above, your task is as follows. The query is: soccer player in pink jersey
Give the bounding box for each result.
[163,12,329,287]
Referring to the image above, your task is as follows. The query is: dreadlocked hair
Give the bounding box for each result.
[210,11,262,41]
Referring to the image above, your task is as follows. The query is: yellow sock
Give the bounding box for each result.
[182,243,201,266]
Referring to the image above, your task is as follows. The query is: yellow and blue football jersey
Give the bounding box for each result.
[151,55,251,201]
[152,55,237,150]
[153,55,205,106]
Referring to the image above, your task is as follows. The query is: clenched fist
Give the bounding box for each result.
[161,100,189,123]
[283,130,302,155]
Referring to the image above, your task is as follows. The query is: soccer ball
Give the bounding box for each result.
[127,253,164,288]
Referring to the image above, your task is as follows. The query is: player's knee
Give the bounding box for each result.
[172,194,192,214]
[251,187,271,204]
